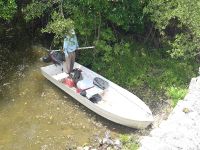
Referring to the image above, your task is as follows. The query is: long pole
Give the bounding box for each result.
[45,46,95,52]
[77,46,95,50]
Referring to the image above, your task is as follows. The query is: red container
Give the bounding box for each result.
[64,78,75,87]
[76,88,82,93]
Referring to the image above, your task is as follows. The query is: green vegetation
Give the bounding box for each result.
[144,0,200,59]
[0,0,16,20]
[167,87,188,107]
[120,134,139,150]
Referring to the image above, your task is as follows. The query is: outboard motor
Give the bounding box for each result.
[49,50,65,65]
[40,50,65,65]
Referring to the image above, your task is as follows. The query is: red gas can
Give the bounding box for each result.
[64,78,75,87]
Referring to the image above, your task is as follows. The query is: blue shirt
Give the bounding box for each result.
[63,34,79,54]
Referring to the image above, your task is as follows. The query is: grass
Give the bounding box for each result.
[166,87,188,107]
[119,134,139,150]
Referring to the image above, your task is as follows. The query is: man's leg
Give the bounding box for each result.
[69,51,75,72]
[65,52,75,73]
[64,55,70,74]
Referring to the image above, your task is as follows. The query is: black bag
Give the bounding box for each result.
[80,90,86,97]
[93,77,109,90]
[69,68,83,84]
[50,51,65,65]
[89,94,102,103]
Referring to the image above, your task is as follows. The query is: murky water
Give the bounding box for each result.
[0,47,136,150]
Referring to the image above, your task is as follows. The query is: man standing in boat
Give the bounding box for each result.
[63,29,79,73]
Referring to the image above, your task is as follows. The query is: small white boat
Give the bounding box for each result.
[41,63,154,129]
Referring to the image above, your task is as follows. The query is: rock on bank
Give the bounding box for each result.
[139,68,200,150]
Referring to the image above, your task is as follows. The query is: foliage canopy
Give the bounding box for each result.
[144,0,200,59]
[1,0,200,60]
[0,0,17,20]
[22,0,146,64]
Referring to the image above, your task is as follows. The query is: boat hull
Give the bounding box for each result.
[41,63,154,129]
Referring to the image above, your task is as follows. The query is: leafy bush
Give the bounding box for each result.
[144,0,200,59]
[41,12,74,46]
[24,1,51,21]
[0,0,17,20]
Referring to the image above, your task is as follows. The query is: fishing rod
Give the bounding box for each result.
[45,46,95,52]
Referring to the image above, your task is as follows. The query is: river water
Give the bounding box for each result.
[0,47,136,150]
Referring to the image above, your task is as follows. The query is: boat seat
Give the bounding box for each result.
[85,86,104,99]
[76,78,93,90]
[52,72,69,81]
